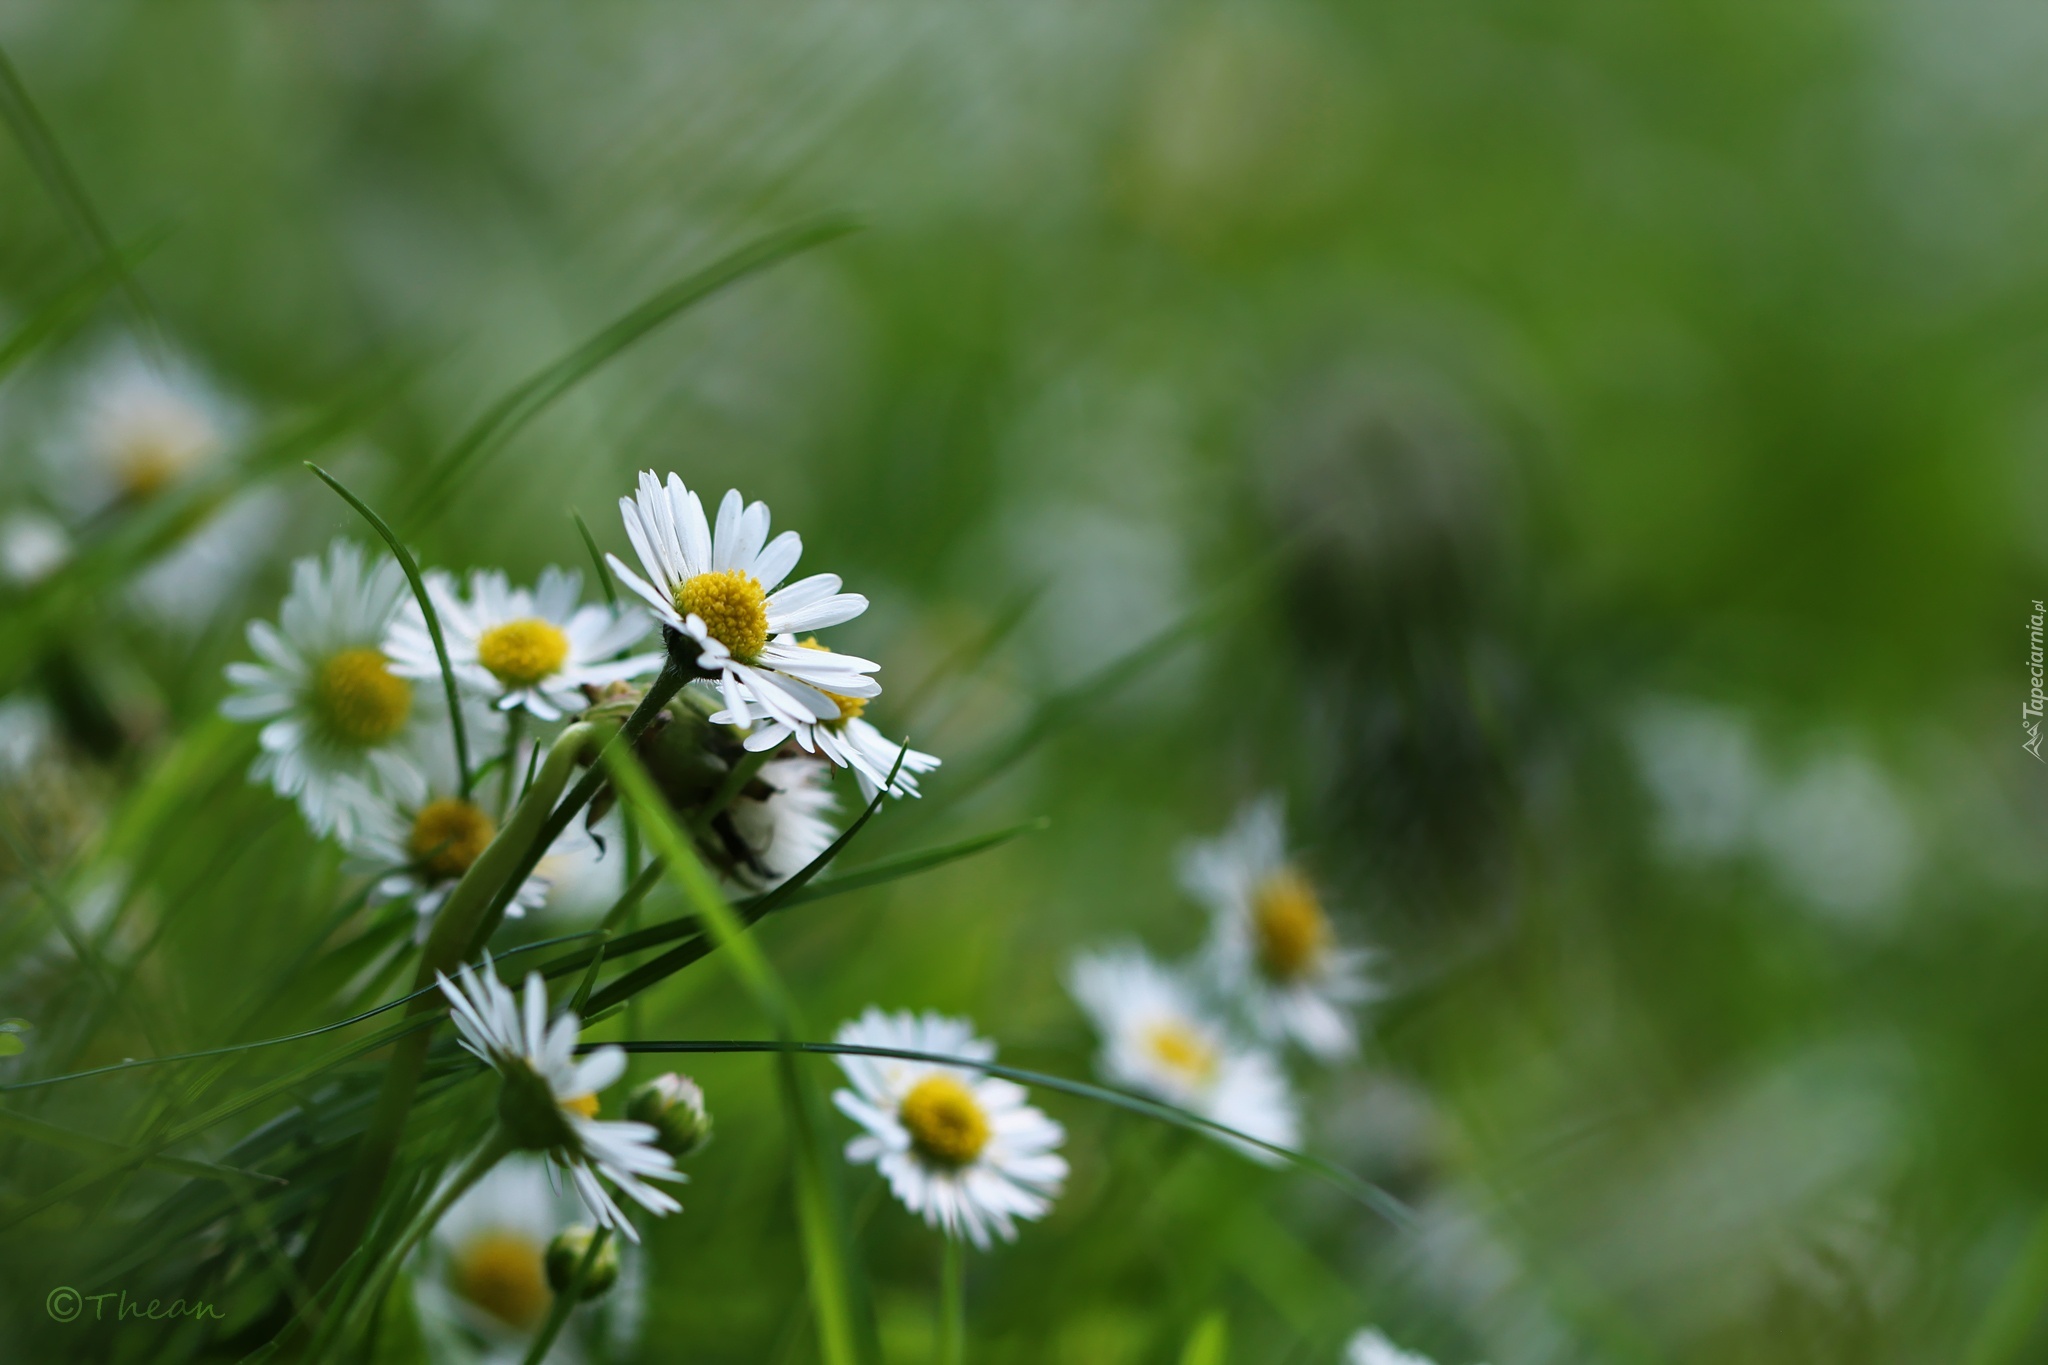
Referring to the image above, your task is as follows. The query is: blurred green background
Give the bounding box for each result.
[1,1,2044,1361]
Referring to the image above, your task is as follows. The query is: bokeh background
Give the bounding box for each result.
[2,2,2045,1362]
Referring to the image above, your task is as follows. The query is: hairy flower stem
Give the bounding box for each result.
[297,649,693,1304]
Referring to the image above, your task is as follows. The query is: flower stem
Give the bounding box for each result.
[298,648,692,1300]
[520,1223,612,1365]
[940,1237,965,1365]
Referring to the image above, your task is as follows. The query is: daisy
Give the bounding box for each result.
[339,723,581,934]
[437,958,683,1241]
[43,337,243,514]
[831,1008,1067,1249]
[220,540,446,842]
[0,510,70,586]
[388,566,662,722]
[1183,796,1377,1062]
[726,756,839,886]
[1067,945,1299,1163]
[421,1156,572,1338]
[1345,1329,1461,1365]
[715,640,940,800]
[606,471,880,733]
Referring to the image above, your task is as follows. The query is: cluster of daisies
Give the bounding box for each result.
[218,470,938,932]
[1068,796,1379,1161]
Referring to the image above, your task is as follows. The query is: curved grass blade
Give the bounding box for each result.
[0,42,157,334]
[405,215,860,523]
[0,225,173,383]
[606,1039,1416,1231]
[306,462,472,796]
[605,745,874,1365]
[569,507,619,609]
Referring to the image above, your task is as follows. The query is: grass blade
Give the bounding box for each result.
[305,462,473,796]
[604,746,874,1365]
[0,41,157,334]
[405,215,860,522]
[606,1038,1416,1230]
[570,507,620,608]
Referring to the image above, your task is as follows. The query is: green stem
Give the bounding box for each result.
[520,1224,612,1365]
[940,1237,965,1365]
[312,1130,511,1362]
[299,722,600,1295]
[498,710,524,816]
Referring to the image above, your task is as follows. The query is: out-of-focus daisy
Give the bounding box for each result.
[715,639,939,800]
[0,695,55,779]
[831,1008,1067,1249]
[438,959,683,1240]
[220,540,444,841]
[606,471,879,732]
[0,510,70,586]
[339,723,585,935]
[1068,944,1299,1162]
[43,338,243,513]
[1346,1329,1453,1365]
[726,756,838,886]
[1182,796,1376,1061]
[420,1156,570,1339]
[388,566,661,722]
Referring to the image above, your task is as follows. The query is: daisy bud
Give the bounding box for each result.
[626,1073,711,1159]
[544,1226,620,1299]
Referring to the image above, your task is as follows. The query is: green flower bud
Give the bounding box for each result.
[544,1225,620,1300]
[626,1072,711,1159]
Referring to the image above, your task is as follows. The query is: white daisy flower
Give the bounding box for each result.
[831,1008,1067,1249]
[339,724,581,935]
[1345,1329,1452,1365]
[1183,796,1377,1062]
[0,510,71,586]
[422,1156,573,1339]
[437,959,684,1242]
[1067,944,1299,1163]
[220,540,445,842]
[726,756,839,886]
[713,639,940,801]
[606,471,880,733]
[387,566,662,723]
[43,337,243,514]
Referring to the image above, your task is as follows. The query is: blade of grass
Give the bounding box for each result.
[0,225,173,382]
[570,507,620,608]
[0,41,157,334]
[405,215,860,522]
[306,462,472,796]
[606,1039,1416,1229]
[605,745,874,1365]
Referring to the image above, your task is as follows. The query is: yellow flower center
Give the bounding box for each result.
[561,1093,600,1120]
[677,569,769,660]
[117,440,185,498]
[1144,1021,1218,1086]
[798,638,866,726]
[310,648,412,747]
[1251,867,1328,982]
[450,1229,550,1329]
[898,1075,990,1167]
[476,617,571,689]
[407,798,496,880]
